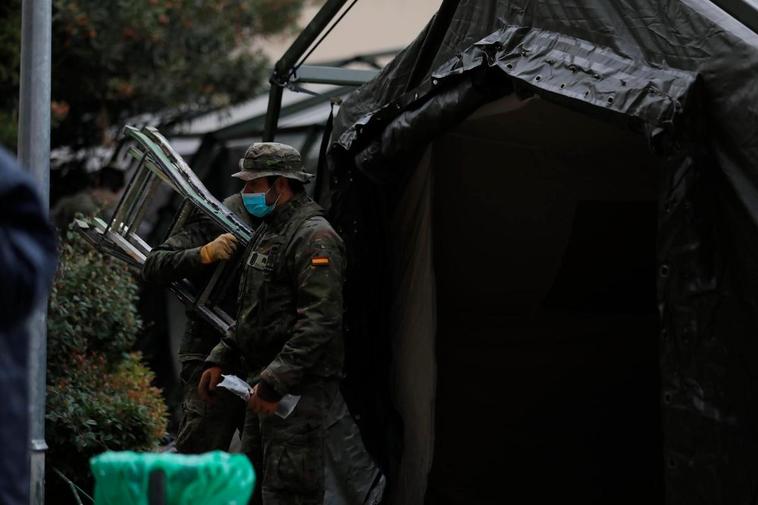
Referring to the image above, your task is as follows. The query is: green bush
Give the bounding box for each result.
[47,232,168,502]
[48,231,142,370]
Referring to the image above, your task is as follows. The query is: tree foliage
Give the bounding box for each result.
[0,0,22,148]
[0,0,307,149]
[47,230,142,370]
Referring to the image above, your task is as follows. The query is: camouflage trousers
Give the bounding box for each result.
[175,360,246,454]
[177,360,264,505]
[250,377,338,505]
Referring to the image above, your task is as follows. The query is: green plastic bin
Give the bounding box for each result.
[90,451,255,505]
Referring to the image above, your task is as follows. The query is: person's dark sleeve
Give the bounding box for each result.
[0,148,57,327]
[205,338,243,372]
[259,219,345,398]
[141,209,220,284]
[0,149,57,505]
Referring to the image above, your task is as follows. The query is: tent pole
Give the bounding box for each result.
[17,0,52,504]
[710,0,758,34]
[262,0,349,141]
[262,84,284,142]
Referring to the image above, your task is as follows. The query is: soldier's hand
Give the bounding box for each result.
[248,384,279,415]
[198,366,223,404]
[199,233,238,264]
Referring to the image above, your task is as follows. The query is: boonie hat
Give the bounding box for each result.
[232,142,313,183]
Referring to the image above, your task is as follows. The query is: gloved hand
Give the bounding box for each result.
[198,366,223,403]
[199,233,238,264]
[248,383,279,415]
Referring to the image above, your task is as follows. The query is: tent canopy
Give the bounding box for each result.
[327,1,758,504]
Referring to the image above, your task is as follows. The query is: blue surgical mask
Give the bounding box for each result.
[241,190,275,218]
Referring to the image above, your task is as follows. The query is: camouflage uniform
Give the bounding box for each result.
[207,143,345,505]
[142,194,254,455]
[51,190,103,231]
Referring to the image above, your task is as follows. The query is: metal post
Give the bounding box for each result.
[709,0,758,35]
[17,0,52,504]
[262,0,349,141]
[262,83,284,142]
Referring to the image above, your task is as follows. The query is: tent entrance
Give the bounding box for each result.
[419,96,663,504]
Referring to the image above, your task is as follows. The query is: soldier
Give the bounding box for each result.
[142,192,253,456]
[52,165,124,231]
[198,143,345,505]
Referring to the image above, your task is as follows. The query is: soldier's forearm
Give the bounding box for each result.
[205,339,242,371]
[142,246,205,284]
[260,324,340,395]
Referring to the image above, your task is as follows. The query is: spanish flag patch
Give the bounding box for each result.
[311,256,330,267]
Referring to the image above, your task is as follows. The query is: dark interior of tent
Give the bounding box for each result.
[421,95,664,504]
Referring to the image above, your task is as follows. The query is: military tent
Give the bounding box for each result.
[324,1,758,504]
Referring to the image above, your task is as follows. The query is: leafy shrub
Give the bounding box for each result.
[47,232,168,502]
[48,232,142,371]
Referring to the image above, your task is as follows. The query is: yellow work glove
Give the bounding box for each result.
[199,233,238,264]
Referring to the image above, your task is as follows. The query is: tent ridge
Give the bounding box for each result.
[332,24,696,167]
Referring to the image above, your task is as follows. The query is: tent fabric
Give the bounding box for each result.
[326,1,758,504]
[425,105,663,504]
[386,148,437,505]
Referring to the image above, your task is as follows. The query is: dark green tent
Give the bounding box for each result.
[326,2,758,504]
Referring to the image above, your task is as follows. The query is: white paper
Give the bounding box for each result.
[217,374,252,401]
[216,374,301,419]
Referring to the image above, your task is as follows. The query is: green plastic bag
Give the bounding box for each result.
[90,451,255,505]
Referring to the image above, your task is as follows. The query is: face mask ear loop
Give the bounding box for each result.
[268,180,282,209]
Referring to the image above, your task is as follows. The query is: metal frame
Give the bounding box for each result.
[710,0,758,35]
[293,65,379,86]
[18,0,53,502]
[215,85,353,141]
[263,0,348,140]
[76,125,261,338]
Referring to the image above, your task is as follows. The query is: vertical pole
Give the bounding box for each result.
[17,0,52,504]
[262,0,349,141]
[262,83,284,142]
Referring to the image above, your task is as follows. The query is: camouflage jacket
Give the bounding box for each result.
[142,194,253,362]
[206,192,346,397]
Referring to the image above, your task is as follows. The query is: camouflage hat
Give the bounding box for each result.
[232,142,313,183]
